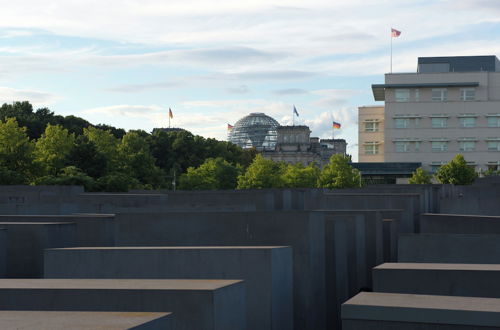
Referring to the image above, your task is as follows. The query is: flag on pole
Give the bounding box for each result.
[227,124,234,131]
[293,105,299,117]
[169,108,173,119]
[391,28,401,38]
[333,121,341,129]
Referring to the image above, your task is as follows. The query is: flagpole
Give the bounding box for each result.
[292,107,295,126]
[390,32,393,73]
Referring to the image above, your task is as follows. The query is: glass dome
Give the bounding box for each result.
[228,112,280,150]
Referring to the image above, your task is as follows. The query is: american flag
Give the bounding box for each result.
[391,28,401,38]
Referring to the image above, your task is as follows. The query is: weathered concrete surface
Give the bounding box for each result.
[324,210,383,289]
[398,233,500,264]
[420,213,500,235]
[0,214,115,246]
[0,228,6,277]
[342,292,500,329]
[0,279,245,330]
[439,183,500,216]
[0,311,173,330]
[374,263,500,298]
[382,219,398,262]
[0,222,76,278]
[45,246,292,330]
[115,211,325,330]
[315,193,419,232]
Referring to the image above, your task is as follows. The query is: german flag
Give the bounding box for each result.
[333,121,341,129]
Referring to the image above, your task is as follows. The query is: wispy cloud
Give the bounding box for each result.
[271,88,309,95]
[0,87,60,106]
[105,81,181,93]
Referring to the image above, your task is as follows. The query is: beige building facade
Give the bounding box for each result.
[366,56,500,173]
[358,106,385,162]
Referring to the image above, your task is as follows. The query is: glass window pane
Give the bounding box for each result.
[488,117,500,127]
[460,117,476,127]
[395,89,410,102]
[431,118,447,128]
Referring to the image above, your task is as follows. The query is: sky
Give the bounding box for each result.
[1,0,500,160]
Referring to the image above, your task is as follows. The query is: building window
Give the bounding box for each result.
[364,121,379,132]
[432,88,447,101]
[414,89,420,102]
[395,118,410,128]
[488,141,500,151]
[364,143,379,155]
[431,117,447,128]
[415,141,421,152]
[431,141,448,152]
[487,116,500,127]
[414,118,421,128]
[460,88,475,101]
[487,162,500,171]
[459,141,476,151]
[459,117,476,128]
[395,141,410,152]
[395,89,410,102]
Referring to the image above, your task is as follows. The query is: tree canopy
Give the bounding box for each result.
[317,154,362,189]
[408,167,432,184]
[435,154,476,185]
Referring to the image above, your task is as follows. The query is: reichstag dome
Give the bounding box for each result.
[228,112,280,150]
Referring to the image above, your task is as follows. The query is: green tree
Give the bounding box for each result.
[237,154,284,189]
[179,157,241,190]
[68,135,108,178]
[435,154,476,185]
[118,131,165,188]
[35,166,96,191]
[408,167,433,184]
[96,173,141,192]
[83,126,120,171]
[34,124,75,175]
[0,118,34,180]
[317,154,362,189]
[281,162,320,188]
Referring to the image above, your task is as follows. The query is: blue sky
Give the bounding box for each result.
[1,0,500,160]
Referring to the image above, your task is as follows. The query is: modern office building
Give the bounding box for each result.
[363,55,500,173]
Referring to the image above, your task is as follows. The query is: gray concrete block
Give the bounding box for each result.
[398,233,500,264]
[342,292,500,329]
[0,279,245,330]
[316,193,419,232]
[0,214,115,246]
[0,222,76,278]
[0,228,5,277]
[382,219,398,262]
[324,210,383,288]
[115,211,325,330]
[0,311,173,330]
[45,246,292,330]
[374,263,500,298]
[421,213,500,235]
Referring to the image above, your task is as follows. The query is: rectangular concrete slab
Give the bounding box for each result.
[374,263,500,298]
[0,311,172,329]
[421,213,500,234]
[0,222,76,278]
[398,233,500,263]
[0,214,115,246]
[0,228,5,277]
[114,211,325,330]
[45,246,292,330]
[342,292,500,328]
[0,279,245,330]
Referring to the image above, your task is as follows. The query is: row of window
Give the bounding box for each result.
[394,88,475,102]
[364,140,500,154]
[364,116,500,131]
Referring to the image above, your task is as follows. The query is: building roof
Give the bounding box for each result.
[418,55,500,73]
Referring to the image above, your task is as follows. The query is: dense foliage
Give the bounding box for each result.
[408,167,433,184]
[0,102,256,191]
[435,154,476,185]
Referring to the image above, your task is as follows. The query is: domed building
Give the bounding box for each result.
[228,112,280,150]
